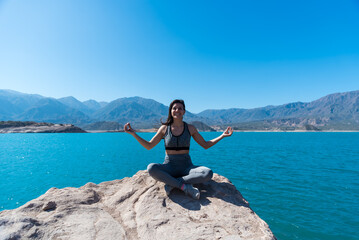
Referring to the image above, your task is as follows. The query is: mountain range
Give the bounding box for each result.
[1,89,358,130]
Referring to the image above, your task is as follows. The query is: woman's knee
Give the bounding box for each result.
[195,167,213,182]
[147,163,159,176]
[204,168,213,181]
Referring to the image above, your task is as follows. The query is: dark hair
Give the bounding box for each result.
[161,99,186,126]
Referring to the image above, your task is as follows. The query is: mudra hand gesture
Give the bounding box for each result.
[222,127,233,137]
[124,122,135,134]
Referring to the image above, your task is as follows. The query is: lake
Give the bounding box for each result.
[0,132,358,240]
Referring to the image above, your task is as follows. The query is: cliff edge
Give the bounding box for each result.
[0,171,276,240]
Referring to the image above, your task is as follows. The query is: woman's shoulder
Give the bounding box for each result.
[157,124,168,135]
[186,123,198,135]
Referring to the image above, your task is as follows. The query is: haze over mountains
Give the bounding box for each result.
[1,89,358,130]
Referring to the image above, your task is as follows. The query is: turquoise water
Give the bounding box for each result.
[0,132,358,240]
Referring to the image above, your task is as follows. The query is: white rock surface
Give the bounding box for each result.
[0,171,276,240]
[0,123,86,133]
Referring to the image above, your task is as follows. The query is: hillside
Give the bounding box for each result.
[198,90,359,130]
[0,89,358,131]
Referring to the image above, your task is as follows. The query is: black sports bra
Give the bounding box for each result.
[164,122,191,151]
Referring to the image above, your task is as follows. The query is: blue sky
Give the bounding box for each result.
[0,0,358,113]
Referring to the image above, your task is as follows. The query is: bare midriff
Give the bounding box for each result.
[165,150,190,155]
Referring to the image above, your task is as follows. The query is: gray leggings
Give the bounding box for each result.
[147,154,213,189]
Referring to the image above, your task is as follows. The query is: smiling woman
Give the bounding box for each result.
[124,99,233,199]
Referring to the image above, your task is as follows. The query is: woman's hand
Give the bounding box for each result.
[124,122,135,134]
[222,126,233,137]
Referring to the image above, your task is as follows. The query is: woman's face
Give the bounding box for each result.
[171,103,185,119]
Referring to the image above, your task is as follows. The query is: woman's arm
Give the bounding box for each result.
[189,125,233,150]
[124,123,166,150]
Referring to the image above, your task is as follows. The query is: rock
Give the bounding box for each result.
[0,121,86,133]
[42,201,57,211]
[0,171,276,240]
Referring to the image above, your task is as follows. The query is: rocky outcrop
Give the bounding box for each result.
[0,171,276,240]
[0,121,86,133]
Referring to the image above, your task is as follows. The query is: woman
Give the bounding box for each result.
[124,99,233,199]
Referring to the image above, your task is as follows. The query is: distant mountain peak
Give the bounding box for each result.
[59,96,78,101]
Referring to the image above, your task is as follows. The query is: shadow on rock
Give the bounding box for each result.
[168,179,249,211]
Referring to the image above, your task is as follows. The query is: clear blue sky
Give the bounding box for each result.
[0,0,358,113]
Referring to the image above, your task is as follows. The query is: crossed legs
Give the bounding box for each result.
[147,163,213,188]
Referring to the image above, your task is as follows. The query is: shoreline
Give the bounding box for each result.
[3,129,358,133]
[2,121,358,133]
[85,129,359,133]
